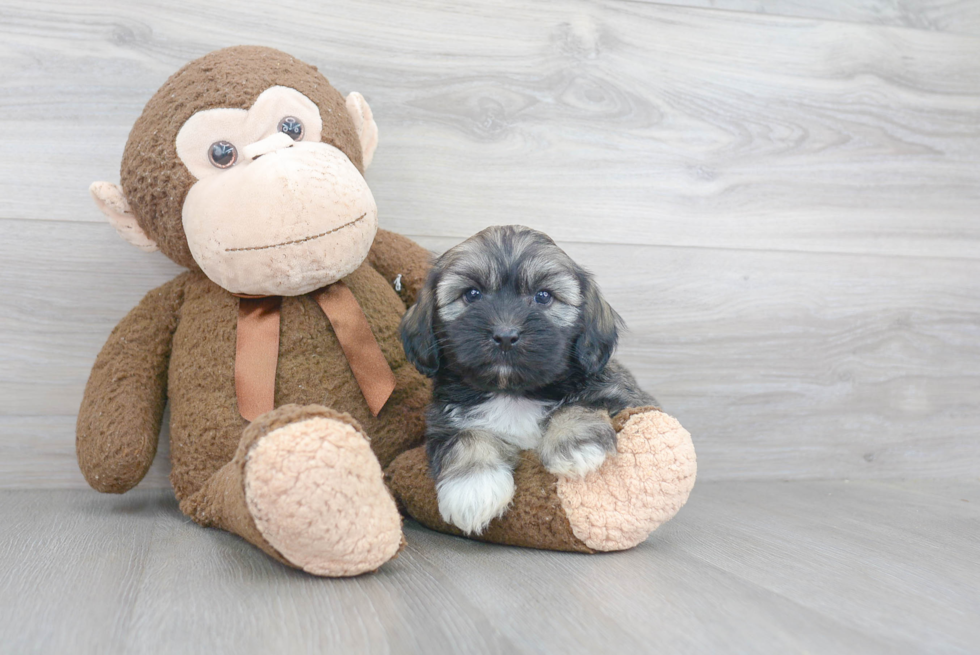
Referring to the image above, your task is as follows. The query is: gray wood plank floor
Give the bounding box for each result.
[3,1,978,258]
[2,0,978,486]
[645,0,980,34]
[1,481,977,654]
[1,2,977,652]
[5,223,978,487]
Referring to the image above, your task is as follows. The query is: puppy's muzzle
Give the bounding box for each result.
[492,326,521,352]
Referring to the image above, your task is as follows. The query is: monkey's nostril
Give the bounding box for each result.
[251,142,293,161]
[492,328,520,351]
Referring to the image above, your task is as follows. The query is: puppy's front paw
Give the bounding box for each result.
[540,408,617,479]
[436,467,515,535]
[542,442,611,478]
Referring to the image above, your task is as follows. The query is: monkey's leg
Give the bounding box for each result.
[180,404,403,576]
[385,406,695,553]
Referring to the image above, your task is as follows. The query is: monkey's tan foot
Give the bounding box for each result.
[386,406,695,553]
[244,406,403,576]
[555,407,696,551]
[181,404,403,576]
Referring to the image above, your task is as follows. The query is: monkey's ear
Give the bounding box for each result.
[89,182,158,253]
[399,274,440,377]
[573,273,622,375]
[345,92,379,169]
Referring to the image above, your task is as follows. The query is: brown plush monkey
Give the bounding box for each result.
[80,46,696,577]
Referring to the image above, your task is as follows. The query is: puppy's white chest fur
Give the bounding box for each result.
[456,395,554,449]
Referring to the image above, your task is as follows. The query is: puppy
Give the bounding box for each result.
[400,225,656,535]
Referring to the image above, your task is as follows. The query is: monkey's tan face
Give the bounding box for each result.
[175,86,378,296]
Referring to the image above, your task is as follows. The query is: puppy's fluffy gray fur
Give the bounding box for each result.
[400,225,656,534]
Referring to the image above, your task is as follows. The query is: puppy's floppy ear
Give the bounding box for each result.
[400,270,440,377]
[573,271,623,375]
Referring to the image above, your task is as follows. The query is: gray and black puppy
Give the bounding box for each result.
[400,225,656,535]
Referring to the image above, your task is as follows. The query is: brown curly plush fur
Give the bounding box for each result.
[76,241,431,499]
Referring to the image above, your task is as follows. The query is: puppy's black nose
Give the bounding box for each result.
[492,327,521,351]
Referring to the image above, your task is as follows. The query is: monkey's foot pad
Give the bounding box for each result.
[243,416,403,576]
[557,408,697,552]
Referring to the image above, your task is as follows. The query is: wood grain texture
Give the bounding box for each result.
[2,220,979,487]
[0,0,978,258]
[1,482,977,654]
[2,4,976,652]
[1,0,978,487]
[644,0,980,35]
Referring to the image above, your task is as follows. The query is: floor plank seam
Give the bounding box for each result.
[4,216,979,264]
[614,0,980,40]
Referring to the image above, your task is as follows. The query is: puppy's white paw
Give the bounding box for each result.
[436,467,515,535]
[543,442,610,479]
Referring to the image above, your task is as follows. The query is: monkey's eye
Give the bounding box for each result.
[463,288,483,303]
[278,116,304,141]
[208,141,238,169]
[534,290,553,305]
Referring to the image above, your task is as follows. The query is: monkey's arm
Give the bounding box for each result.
[368,228,433,307]
[76,274,188,493]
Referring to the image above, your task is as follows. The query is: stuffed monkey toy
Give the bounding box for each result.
[79,46,695,577]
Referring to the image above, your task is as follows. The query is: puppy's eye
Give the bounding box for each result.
[534,290,553,305]
[208,141,238,169]
[463,288,483,303]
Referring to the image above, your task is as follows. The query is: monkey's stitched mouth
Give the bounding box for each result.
[225,214,367,252]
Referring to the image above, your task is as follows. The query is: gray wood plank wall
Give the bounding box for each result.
[1,0,978,488]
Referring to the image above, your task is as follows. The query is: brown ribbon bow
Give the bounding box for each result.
[235,281,396,422]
